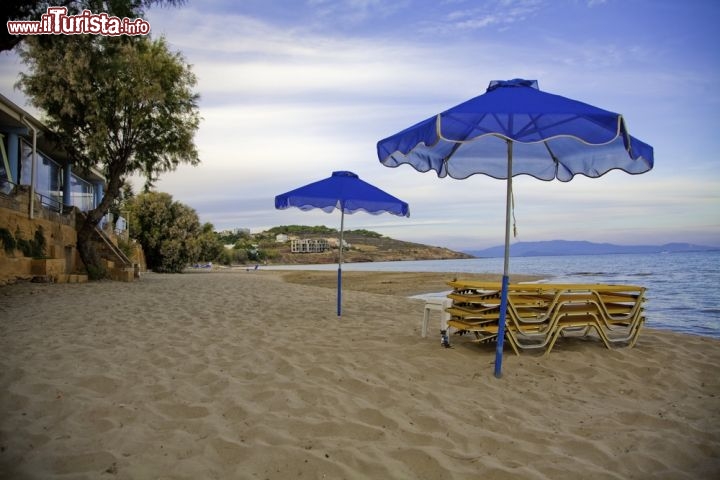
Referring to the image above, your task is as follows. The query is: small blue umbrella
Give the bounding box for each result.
[275,171,410,316]
[377,79,653,377]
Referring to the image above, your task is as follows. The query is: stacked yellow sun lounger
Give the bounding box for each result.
[445,281,646,355]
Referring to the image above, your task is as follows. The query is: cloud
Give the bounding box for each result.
[305,0,408,24]
[4,1,718,249]
[427,0,544,32]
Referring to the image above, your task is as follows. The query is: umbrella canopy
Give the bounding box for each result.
[377,79,653,377]
[275,171,410,316]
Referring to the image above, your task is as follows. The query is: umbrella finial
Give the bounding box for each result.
[332,171,359,178]
[487,79,539,92]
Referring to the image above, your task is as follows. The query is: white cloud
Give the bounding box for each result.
[4,1,718,249]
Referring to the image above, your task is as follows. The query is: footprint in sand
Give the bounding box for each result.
[211,437,250,465]
[76,375,120,395]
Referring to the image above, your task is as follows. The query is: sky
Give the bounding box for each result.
[1,0,719,251]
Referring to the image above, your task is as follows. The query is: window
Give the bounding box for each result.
[21,141,61,209]
[0,134,12,194]
[69,173,95,211]
[19,141,97,211]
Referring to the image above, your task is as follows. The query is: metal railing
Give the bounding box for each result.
[0,179,95,215]
[38,190,63,213]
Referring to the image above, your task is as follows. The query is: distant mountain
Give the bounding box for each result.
[466,240,719,258]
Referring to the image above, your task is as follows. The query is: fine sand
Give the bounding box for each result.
[0,269,718,479]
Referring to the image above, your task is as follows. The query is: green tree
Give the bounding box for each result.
[216,229,250,245]
[266,225,338,236]
[197,222,224,263]
[127,191,203,273]
[217,247,248,266]
[17,33,200,278]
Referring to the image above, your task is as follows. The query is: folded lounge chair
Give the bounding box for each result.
[445,281,646,355]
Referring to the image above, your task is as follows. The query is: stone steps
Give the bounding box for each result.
[31,273,89,283]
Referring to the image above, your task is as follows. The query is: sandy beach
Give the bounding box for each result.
[1,269,718,479]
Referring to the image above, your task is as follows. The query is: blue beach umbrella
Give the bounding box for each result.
[275,171,410,316]
[377,79,653,377]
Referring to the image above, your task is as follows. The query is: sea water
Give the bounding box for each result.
[266,251,720,339]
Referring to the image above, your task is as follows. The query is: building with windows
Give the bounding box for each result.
[290,238,329,253]
[0,94,105,214]
[1,93,139,284]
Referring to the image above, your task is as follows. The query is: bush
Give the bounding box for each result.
[13,226,46,258]
[0,227,16,253]
[128,192,201,273]
[217,248,248,266]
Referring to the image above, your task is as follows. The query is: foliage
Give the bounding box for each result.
[12,226,46,258]
[85,263,106,280]
[117,237,135,259]
[109,183,136,230]
[127,191,205,273]
[197,222,224,263]
[266,225,339,236]
[346,229,383,238]
[216,229,251,245]
[17,30,200,277]
[17,34,200,192]
[217,248,248,266]
[33,226,46,256]
[0,228,16,253]
[260,248,279,261]
[263,225,382,238]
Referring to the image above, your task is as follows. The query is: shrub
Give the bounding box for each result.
[0,227,16,253]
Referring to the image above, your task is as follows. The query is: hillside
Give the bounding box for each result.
[256,229,473,265]
[467,240,719,258]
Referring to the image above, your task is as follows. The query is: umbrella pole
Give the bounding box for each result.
[337,210,345,316]
[494,140,513,378]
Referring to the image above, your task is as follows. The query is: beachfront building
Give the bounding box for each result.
[0,93,141,284]
[0,94,106,215]
[291,238,329,253]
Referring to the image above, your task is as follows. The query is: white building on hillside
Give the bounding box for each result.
[291,238,328,253]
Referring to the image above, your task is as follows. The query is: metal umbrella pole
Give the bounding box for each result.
[337,208,345,316]
[494,139,513,378]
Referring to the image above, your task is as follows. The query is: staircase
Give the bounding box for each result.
[79,212,138,281]
[93,224,138,281]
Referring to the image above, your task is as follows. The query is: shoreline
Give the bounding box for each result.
[1,270,718,479]
[257,269,544,297]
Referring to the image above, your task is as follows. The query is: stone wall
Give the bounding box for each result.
[0,186,146,285]
[1,185,152,285]
[0,187,83,285]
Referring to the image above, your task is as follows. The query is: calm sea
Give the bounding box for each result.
[266,251,720,339]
